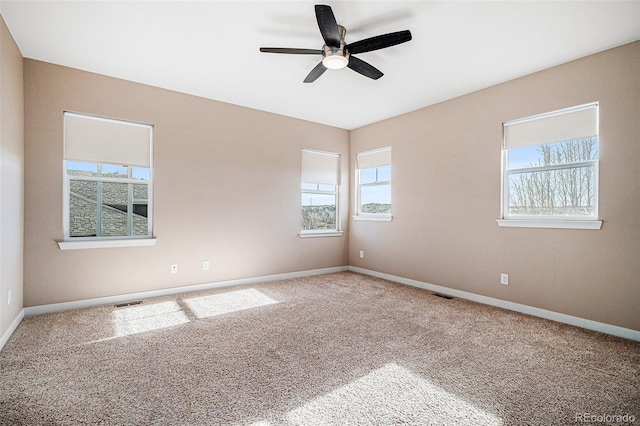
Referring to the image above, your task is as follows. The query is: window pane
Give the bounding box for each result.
[302,192,336,230]
[360,167,377,184]
[101,182,130,237]
[508,165,595,217]
[132,167,151,181]
[301,182,318,191]
[360,184,391,214]
[69,180,98,237]
[507,137,598,169]
[67,161,98,177]
[377,165,392,182]
[301,183,336,192]
[101,164,128,177]
[318,184,336,192]
[132,184,149,236]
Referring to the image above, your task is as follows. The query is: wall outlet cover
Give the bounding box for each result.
[500,273,509,285]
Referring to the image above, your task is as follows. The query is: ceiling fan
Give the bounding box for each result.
[260,4,412,83]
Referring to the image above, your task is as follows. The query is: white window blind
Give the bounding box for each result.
[357,147,391,169]
[302,149,339,185]
[64,112,152,167]
[503,103,598,150]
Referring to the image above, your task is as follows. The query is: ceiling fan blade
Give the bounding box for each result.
[347,30,412,54]
[348,56,383,80]
[303,61,328,83]
[260,47,323,55]
[315,5,341,48]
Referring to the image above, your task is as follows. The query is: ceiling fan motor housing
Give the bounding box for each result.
[322,25,349,69]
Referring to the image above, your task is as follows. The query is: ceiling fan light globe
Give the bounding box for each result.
[322,55,348,70]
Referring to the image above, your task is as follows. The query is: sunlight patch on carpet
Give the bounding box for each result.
[285,363,503,425]
[183,288,279,319]
[112,301,190,338]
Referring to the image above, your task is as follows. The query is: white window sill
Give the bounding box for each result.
[299,231,344,238]
[496,219,602,230]
[352,215,393,222]
[58,238,158,250]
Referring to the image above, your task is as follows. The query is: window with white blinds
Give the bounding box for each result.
[355,147,392,219]
[301,149,340,234]
[63,112,153,241]
[501,103,599,225]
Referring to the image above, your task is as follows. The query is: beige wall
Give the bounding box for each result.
[0,16,24,337]
[350,41,640,331]
[24,60,349,306]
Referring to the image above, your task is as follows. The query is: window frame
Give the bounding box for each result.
[300,149,342,238]
[499,103,602,230]
[63,162,153,241]
[354,147,392,222]
[61,112,155,245]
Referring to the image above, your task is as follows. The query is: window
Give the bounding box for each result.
[355,147,392,221]
[500,103,601,229]
[301,149,341,237]
[63,112,153,241]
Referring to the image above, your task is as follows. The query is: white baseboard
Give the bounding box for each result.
[0,309,25,352]
[349,266,640,342]
[24,266,349,317]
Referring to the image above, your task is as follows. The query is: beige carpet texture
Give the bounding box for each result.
[1,272,638,425]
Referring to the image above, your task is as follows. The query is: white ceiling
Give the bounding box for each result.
[1,1,639,130]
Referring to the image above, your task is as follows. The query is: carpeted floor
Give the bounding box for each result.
[1,272,638,425]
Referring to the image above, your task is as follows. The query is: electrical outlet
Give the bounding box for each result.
[500,273,509,285]
[171,264,178,274]
[359,250,365,259]
[7,289,11,305]
[203,261,210,271]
